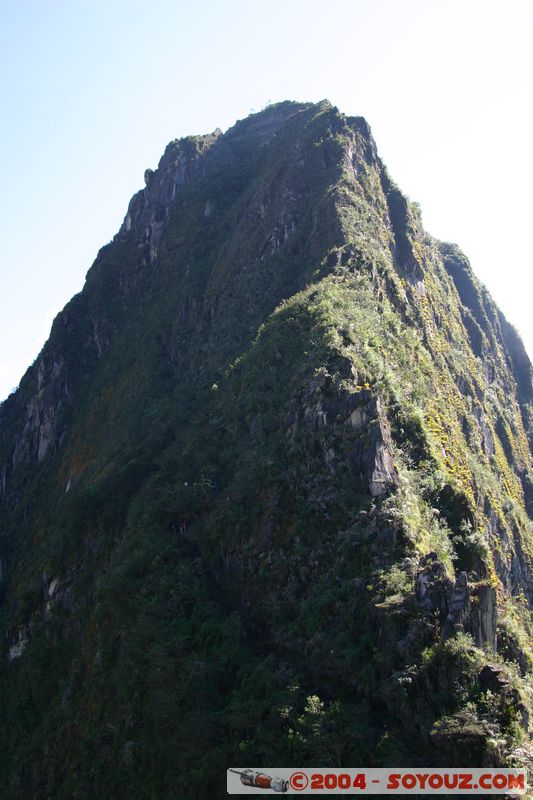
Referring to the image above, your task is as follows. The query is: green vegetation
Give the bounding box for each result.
[0,101,531,798]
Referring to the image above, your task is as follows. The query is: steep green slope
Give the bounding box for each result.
[0,100,531,798]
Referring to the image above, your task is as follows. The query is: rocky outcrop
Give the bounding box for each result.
[6,623,30,660]
[441,571,471,640]
[467,583,497,650]
[416,552,453,622]
[487,508,533,605]
[4,571,72,662]
[291,370,398,498]
[9,354,68,472]
[479,664,529,730]
[119,130,221,264]
[415,553,497,651]
[364,405,398,497]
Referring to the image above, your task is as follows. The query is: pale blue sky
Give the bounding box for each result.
[1,0,532,400]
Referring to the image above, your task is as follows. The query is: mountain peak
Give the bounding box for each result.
[0,100,531,796]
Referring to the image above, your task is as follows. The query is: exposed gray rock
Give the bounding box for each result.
[441,571,470,640]
[348,404,371,429]
[11,355,68,469]
[341,395,399,496]
[6,623,29,660]
[467,583,497,651]
[416,552,453,620]
[415,555,496,650]
[487,507,533,605]
[119,129,222,264]
[473,405,495,457]
[479,664,529,729]
[368,414,398,497]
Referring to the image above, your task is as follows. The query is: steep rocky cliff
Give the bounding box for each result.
[0,100,531,798]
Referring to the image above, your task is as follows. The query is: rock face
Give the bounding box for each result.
[121,130,221,264]
[0,100,531,798]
